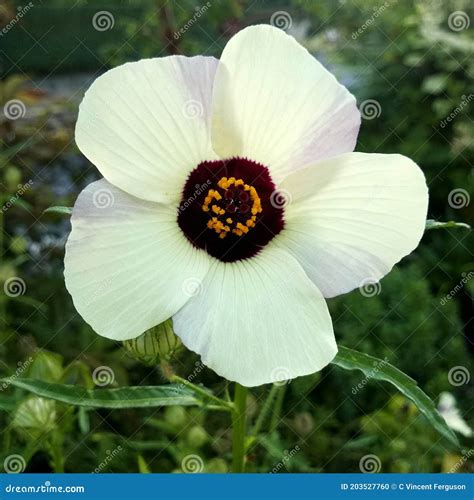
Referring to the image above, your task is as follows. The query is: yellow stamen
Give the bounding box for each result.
[202,176,262,238]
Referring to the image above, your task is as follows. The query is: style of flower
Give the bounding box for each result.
[65,25,428,386]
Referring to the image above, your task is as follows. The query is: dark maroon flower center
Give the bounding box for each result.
[177,158,284,262]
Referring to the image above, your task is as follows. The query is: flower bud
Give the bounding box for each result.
[13,396,56,432]
[123,319,182,365]
[186,425,208,448]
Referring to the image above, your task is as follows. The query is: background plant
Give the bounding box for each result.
[0,0,472,473]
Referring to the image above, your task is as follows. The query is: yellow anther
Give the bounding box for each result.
[202,176,263,238]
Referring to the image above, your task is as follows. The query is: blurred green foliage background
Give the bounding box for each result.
[0,0,472,473]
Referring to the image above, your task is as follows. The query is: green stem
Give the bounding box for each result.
[250,383,279,442]
[231,383,248,473]
[270,384,287,433]
[169,375,231,411]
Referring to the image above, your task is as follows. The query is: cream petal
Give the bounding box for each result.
[75,56,219,204]
[172,247,337,387]
[64,179,210,341]
[211,25,360,181]
[276,153,429,298]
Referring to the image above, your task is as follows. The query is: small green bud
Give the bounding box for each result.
[9,236,28,255]
[164,406,187,427]
[3,166,22,191]
[186,425,208,448]
[205,458,228,473]
[13,396,56,432]
[123,319,181,365]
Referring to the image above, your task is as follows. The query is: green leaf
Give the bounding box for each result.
[0,395,21,412]
[425,219,470,231]
[3,378,201,409]
[43,206,72,215]
[332,346,460,448]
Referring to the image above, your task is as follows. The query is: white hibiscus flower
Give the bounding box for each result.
[64,25,428,387]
